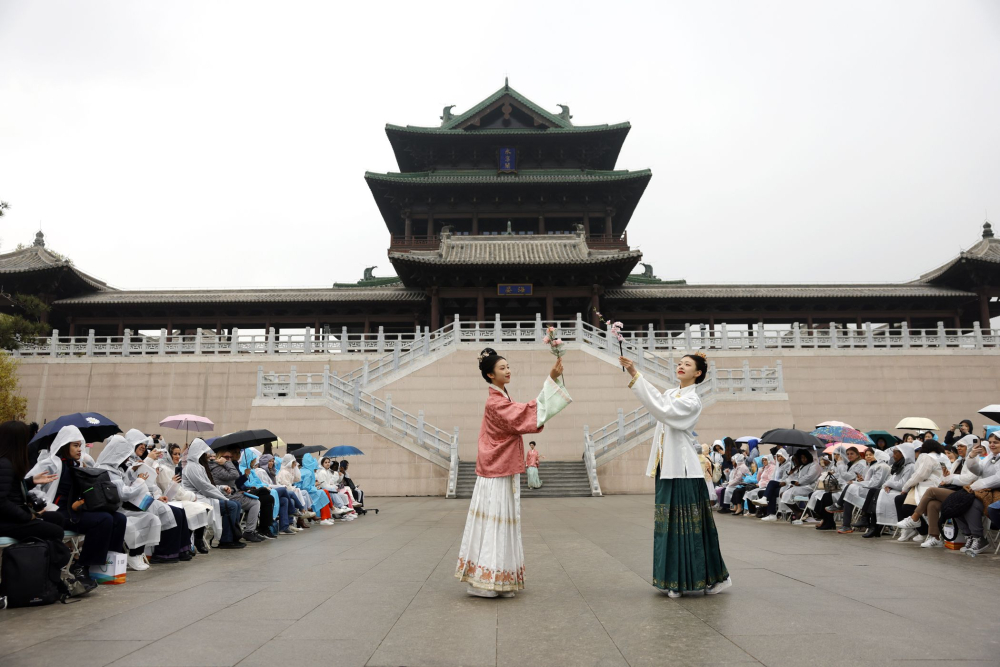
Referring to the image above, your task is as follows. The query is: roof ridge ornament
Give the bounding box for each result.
[33,230,45,248]
[984,220,994,239]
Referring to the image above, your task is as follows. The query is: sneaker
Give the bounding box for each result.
[791,519,805,525]
[466,587,498,598]
[862,526,883,538]
[280,528,296,535]
[320,519,335,526]
[705,577,733,595]
[332,507,350,516]
[127,554,149,571]
[967,537,991,554]
[658,588,681,598]
[216,541,247,549]
[897,527,918,542]
[70,562,98,590]
[802,517,820,524]
[257,531,277,540]
[896,516,920,530]
[752,498,768,506]
[826,504,842,513]
[761,515,777,522]
[912,534,924,543]
[195,538,210,554]
[149,555,179,564]
[920,536,943,548]
[837,527,854,534]
[242,532,263,543]
[304,511,316,519]
[498,591,516,598]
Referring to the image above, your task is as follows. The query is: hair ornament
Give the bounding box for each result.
[694,350,708,360]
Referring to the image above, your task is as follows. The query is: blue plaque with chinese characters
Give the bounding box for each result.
[497,283,532,296]
[498,147,516,173]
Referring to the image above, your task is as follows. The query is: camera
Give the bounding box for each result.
[27,492,47,514]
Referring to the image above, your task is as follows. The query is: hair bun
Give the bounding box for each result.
[694,350,708,360]
[478,347,497,364]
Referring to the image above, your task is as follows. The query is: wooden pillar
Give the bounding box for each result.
[590,287,600,326]
[476,289,485,321]
[472,212,479,236]
[604,207,613,239]
[545,293,555,321]
[979,291,991,328]
[658,315,665,330]
[538,215,546,235]
[583,211,591,238]
[430,288,440,331]
[117,319,124,336]
[363,317,370,334]
[404,211,412,240]
[68,321,76,336]
[427,213,435,238]
[954,314,962,328]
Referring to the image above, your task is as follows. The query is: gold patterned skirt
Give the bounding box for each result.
[455,474,524,591]
[653,477,729,593]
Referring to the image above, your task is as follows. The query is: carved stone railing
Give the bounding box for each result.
[256,365,455,465]
[14,318,998,358]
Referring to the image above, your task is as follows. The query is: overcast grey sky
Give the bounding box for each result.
[1,1,998,291]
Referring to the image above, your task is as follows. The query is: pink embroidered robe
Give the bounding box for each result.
[476,387,542,478]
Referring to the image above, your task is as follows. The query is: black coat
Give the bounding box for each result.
[0,457,32,524]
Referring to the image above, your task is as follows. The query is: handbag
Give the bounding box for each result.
[71,467,122,513]
[939,489,976,521]
[0,537,70,607]
[973,488,1000,517]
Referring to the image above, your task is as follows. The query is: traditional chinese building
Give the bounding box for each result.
[1,83,998,337]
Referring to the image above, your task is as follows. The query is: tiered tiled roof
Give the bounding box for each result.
[0,242,109,291]
[54,286,424,306]
[389,232,642,267]
[364,168,651,185]
[917,222,1000,286]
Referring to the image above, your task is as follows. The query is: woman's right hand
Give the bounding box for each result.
[618,356,637,378]
[549,357,564,381]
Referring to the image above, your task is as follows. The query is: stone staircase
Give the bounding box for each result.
[454,460,595,499]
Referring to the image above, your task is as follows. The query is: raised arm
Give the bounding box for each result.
[628,374,700,431]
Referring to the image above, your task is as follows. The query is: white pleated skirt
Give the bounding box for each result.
[455,474,524,592]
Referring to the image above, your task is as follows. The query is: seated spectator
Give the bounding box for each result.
[895,441,946,543]
[812,445,867,531]
[95,435,164,571]
[139,442,195,563]
[237,449,279,540]
[297,454,331,525]
[875,444,916,536]
[729,456,762,516]
[162,444,213,552]
[901,433,916,444]
[255,453,303,535]
[782,450,819,522]
[758,448,790,521]
[339,460,364,507]
[28,425,127,587]
[743,454,775,515]
[842,448,890,534]
[954,433,1000,554]
[209,449,269,542]
[0,420,89,591]
[718,453,748,513]
[316,457,353,519]
[276,455,313,530]
[181,439,245,549]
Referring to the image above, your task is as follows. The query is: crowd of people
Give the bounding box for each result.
[0,420,368,603]
[701,419,1000,555]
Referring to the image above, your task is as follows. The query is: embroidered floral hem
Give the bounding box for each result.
[653,476,729,593]
[455,474,525,591]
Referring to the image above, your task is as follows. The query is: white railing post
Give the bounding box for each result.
[230,327,239,354]
[322,364,330,398]
[423,327,430,355]
[122,329,131,357]
[535,312,543,342]
[377,326,384,355]
[721,323,729,350]
[606,322,614,353]
[362,359,370,386]
[417,410,426,446]
[49,330,58,356]
[267,327,276,354]
[743,359,751,393]
[393,346,400,371]
[793,322,802,349]
[937,321,946,347]
[575,312,583,342]
[86,329,95,357]
[304,327,313,354]
[975,321,984,349]
[289,365,297,397]
[684,323,692,351]
[256,365,264,397]
[352,379,361,411]
[195,328,203,355]
[709,360,718,394]
[385,393,393,427]
[341,326,349,354]
[158,328,166,355]
[901,322,910,349]
[617,408,625,445]
[865,322,874,349]
[648,323,655,350]
[829,321,837,349]
[776,359,785,393]
[494,314,502,344]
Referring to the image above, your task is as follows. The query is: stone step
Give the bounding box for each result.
[453,460,594,498]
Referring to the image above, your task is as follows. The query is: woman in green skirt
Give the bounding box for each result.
[619,352,732,598]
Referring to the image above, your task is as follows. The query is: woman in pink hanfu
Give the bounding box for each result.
[456,347,571,598]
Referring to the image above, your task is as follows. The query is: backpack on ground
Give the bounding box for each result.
[0,537,71,607]
[72,467,122,513]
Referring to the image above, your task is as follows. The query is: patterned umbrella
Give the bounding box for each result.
[810,426,873,446]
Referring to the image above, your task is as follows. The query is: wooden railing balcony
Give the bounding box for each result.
[586,232,629,250]
[389,235,441,251]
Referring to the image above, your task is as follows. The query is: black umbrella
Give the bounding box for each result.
[209,429,277,452]
[286,443,306,451]
[291,445,325,461]
[759,428,823,449]
[28,412,121,464]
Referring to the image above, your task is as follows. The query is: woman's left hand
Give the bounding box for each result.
[549,357,564,381]
[32,472,58,485]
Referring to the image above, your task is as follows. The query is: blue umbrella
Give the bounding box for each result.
[324,445,364,457]
[30,412,120,449]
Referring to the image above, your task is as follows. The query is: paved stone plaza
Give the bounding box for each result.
[1,496,998,667]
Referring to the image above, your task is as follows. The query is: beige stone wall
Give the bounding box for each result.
[16,346,1000,496]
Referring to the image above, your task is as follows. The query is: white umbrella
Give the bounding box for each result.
[816,420,854,429]
[895,417,940,431]
[978,405,1000,424]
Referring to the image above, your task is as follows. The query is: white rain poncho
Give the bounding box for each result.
[148,446,212,531]
[180,439,225,534]
[901,448,945,505]
[24,425,85,506]
[843,449,891,508]
[96,435,163,548]
[876,444,916,526]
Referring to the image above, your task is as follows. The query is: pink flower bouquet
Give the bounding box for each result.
[541,326,566,358]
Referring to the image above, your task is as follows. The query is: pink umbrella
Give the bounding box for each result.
[159,414,214,444]
[823,442,869,454]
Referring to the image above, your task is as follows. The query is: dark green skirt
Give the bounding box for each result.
[653,477,729,593]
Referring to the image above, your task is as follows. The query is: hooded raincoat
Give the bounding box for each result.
[876,444,916,526]
[180,439,225,534]
[843,449,891,508]
[24,425,85,507]
[96,435,164,548]
[297,454,330,513]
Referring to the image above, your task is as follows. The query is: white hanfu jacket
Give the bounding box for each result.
[629,374,703,480]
